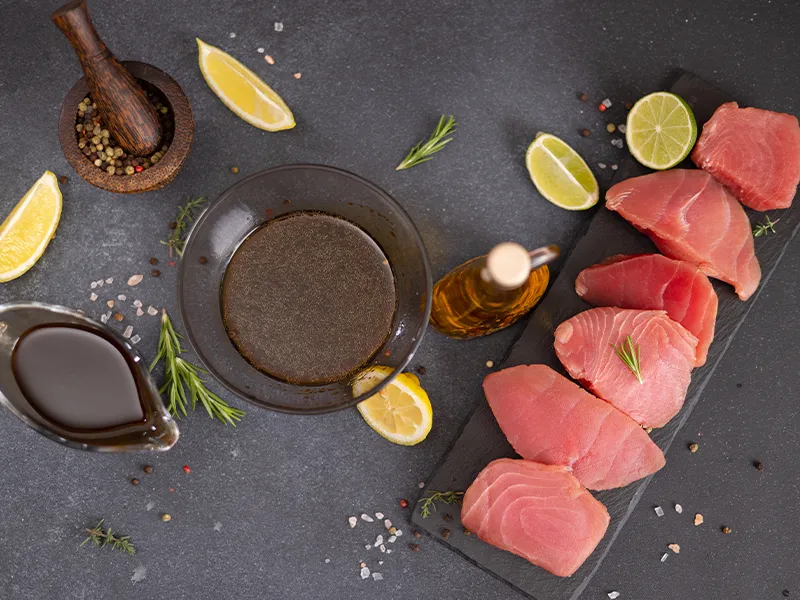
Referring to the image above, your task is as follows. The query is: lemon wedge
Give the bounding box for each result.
[196,38,295,131]
[353,367,433,446]
[0,171,62,283]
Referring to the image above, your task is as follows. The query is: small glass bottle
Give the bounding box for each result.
[429,243,559,339]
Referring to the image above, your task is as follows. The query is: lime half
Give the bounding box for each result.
[526,134,599,211]
[626,92,697,170]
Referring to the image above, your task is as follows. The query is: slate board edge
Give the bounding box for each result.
[412,70,800,600]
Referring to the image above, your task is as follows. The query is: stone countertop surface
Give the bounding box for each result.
[0,1,798,598]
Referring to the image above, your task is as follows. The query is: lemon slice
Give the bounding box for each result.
[0,171,62,283]
[526,133,599,211]
[626,92,697,170]
[196,38,295,131]
[353,367,433,446]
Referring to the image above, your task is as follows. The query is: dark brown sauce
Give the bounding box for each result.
[222,211,396,385]
[12,324,145,430]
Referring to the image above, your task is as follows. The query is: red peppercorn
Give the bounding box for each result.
[134,165,143,173]
[183,465,191,474]
[399,498,409,508]
[598,104,607,112]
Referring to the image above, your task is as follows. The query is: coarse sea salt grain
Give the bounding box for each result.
[90,282,97,289]
[100,312,111,324]
[105,277,113,284]
[348,517,357,528]
[675,504,683,514]
[229,32,236,38]
[136,308,144,317]
[378,561,383,566]
[388,536,396,543]
[611,164,619,170]
[598,162,607,169]
[654,506,664,517]
[419,482,425,488]
[90,293,98,301]
[127,274,143,286]
[118,294,127,301]
[130,335,141,344]
[602,98,612,108]
[375,512,384,519]
[365,544,371,550]
[385,549,392,554]
[274,22,284,31]
[608,592,621,599]
[660,553,669,562]
[611,138,624,149]
[379,544,386,553]
[133,300,143,308]
[147,306,158,316]
[361,514,374,523]
[395,530,403,537]
[257,47,265,53]
[372,573,383,581]
[374,535,383,547]
[325,558,330,564]
[383,519,392,529]
[618,124,627,134]
[97,280,104,287]
[360,566,370,579]
[123,326,133,339]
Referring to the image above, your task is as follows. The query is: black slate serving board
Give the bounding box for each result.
[412,71,800,600]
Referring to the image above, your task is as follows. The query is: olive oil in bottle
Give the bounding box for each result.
[429,243,559,339]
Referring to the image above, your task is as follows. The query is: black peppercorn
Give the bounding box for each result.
[409,543,420,552]
[580,128,591,137]
[441,528,451,540]
[578,92,589,102]
[150,257,158,265]
[754,461,764,472]
[143,465,154,475]
[199,256,208,264]
[442,513,453,523]
[416,365,426,375]
[131,478,140,486]
[151,269,161,277]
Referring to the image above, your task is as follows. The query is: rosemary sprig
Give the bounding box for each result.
[80,519,136,555]
[160,196,207,258]
[611,335,643,384]
[150,310,245,426]
[419,490,465,518]
[753,215,780,237]
[396,115,458,171]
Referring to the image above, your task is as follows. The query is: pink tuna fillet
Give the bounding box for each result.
[575,254,718,367]
[554,307,697,428]
[461,458,610,577]
[692,102,800,211]
[606,170,761,300]
[483,364,665,490]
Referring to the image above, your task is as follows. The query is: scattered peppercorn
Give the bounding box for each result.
[598,103,607,112]
[721,526,732,535]
[199,256,208,264]
[399,498,408,508]
[580,128,591,137]
[113,312,124,322]
[441,528,451,540]
[169,488,175,492]
[416,365,426,375]
[578,92,589,102]
[58,175,69,185]
[134,165,144,173]
[736,383,743,388]
[694,513,704,526]
[463,527,471,536]
[606,123,617,133]
[161,513,172,522]
[625,102,634,110]
[413,530,421,539]
[442,513,453,523]
[389,527,397,535]
[409,543,420,552]
[754,460,764,472]
[131,478,140,486]
[783,591,790,597]
[230,166,240,174]
[149,257,158,265]
[168,221,178,230]
[151,269,161,277]
[143,465,154,474]
[689,442,699,453]
[183,465,191,474]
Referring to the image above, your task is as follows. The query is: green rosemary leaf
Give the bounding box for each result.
[396,115,458,171]
[611,334,643,384]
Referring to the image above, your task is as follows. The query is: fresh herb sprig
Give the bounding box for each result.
[419,490,465,518]
[396,115,458,171]
[611,335,643,384]
[161,196,207,258]
[81,519,136,555]
[753,215,780,237]
[150,310,244,426]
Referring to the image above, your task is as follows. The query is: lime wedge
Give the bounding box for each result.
[626,92,697,170]
[525,134,599,211]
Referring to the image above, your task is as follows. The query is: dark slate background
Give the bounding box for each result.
[0,1,797,598]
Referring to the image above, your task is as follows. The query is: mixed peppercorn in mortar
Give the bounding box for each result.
[73,85,174,176]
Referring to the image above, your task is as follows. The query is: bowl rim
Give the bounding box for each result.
[176,163,433,415]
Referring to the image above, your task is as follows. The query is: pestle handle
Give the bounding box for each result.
[52,0,162,156]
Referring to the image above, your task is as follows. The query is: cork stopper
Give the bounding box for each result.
[483,242,532,290]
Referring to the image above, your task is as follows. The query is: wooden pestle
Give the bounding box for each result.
[52,0,162,156]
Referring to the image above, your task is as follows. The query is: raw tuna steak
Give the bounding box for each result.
[606,170,761,300]
[461,458,610,577]
[554,307,697,428]
[483,364,665,490]
[692,102,800,211]
[575,254,718,367]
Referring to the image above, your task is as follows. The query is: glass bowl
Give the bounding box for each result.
[177,164,432,414]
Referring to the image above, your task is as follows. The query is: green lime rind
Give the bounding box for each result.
[626,92,697,170]
[525,134,599,211]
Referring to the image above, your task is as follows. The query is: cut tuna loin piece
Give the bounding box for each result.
[461,458,610,577]
[606,169,761,300]
[554,307,697,428]
[483,364,665,490]
[575,254,718,367]
[691,102,800,211]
